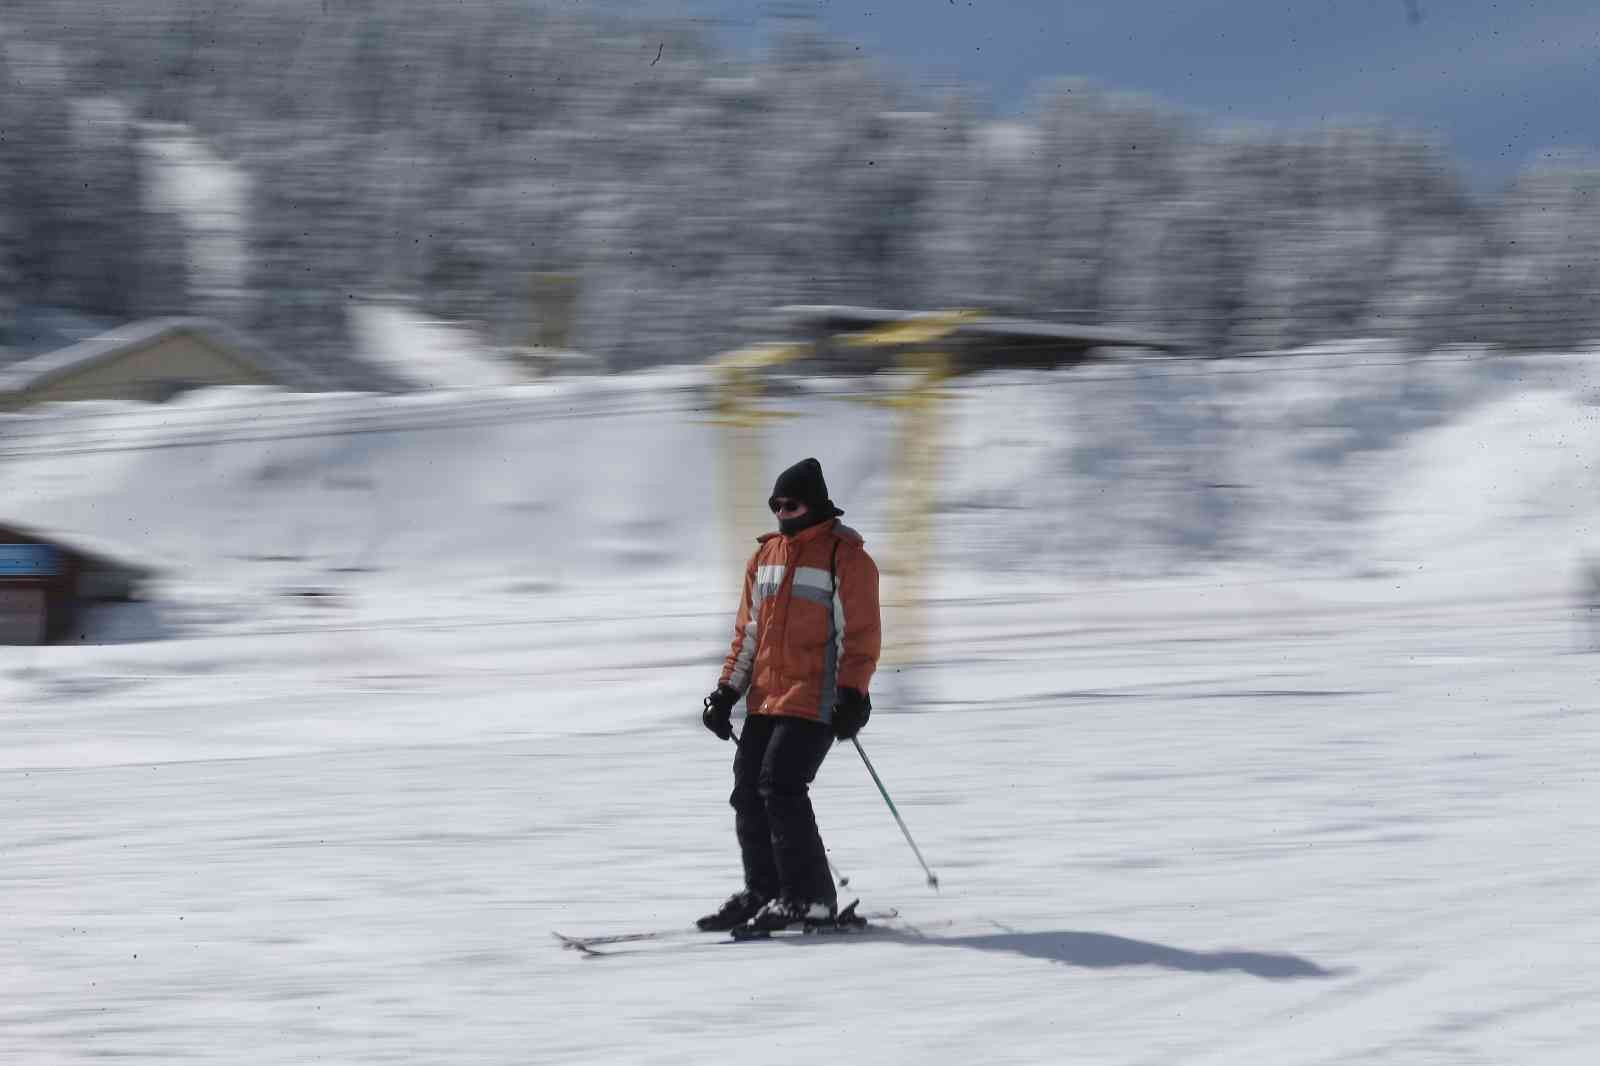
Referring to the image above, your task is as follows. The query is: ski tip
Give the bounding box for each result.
[553,934,609,957]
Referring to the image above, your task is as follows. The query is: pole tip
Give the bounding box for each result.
[928,874,940,891]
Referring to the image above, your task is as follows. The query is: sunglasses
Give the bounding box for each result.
[769,497,806,516]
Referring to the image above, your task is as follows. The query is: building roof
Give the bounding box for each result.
[0,317,338,396]
[0,520,162,582]
[1,305,123,365]
[779,305,1186,353]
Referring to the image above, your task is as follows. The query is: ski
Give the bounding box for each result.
[554,903,899,955]
[721,922,890,944]
[552,928,697,950]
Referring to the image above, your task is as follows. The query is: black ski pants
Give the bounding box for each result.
[730,713,836,907]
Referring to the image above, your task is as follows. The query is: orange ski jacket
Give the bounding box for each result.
[719,519,881,724]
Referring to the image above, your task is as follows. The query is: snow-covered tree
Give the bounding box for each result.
[1,0,1598,370]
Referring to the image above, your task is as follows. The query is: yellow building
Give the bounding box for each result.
[0,318,332,410]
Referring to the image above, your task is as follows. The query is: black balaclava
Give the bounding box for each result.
[769,457,844,536]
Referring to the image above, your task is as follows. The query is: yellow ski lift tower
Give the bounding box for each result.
[708,307,1183,671]
[705,311,977,672]
[838,314,975,671]
[703,343,809,603]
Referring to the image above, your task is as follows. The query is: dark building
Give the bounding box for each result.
[0,522,153,644]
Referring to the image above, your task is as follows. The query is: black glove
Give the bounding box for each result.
[702,684,740,741]
[832,687,871,741]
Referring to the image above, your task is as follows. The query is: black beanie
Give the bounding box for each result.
[770,458,844,534]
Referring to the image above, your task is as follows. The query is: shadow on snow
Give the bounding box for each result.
[831,925,1344,980]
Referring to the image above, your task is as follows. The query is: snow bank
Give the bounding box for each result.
[2,343,1599,608]
[1370,386,1600,593]
[348,303,528,389]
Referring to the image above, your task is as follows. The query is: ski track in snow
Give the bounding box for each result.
[4,583,1598,1064]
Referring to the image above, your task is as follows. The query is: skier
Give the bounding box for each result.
[698,458,882,933]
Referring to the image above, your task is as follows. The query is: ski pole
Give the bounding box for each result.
[851,737,940,891]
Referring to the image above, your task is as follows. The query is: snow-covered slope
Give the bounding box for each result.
[6,344,1598,592]
[1371,387,1600,589]
[4,348,1599,1064]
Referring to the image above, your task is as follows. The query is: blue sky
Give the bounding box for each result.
[649,0,1600,186]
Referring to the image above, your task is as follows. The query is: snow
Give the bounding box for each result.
[349,303,530,390]
[3,350,1600,1063]
[140,123,250,310]
[1371,387,1600,586]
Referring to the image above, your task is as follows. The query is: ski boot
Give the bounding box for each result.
[696,889,767,932]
